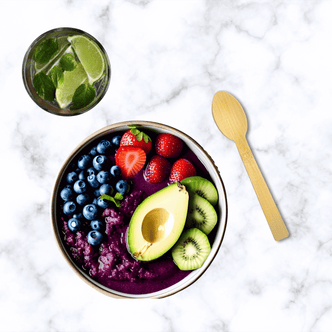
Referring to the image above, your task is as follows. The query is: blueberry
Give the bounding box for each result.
[73,180,87,194]
[83,204,98,220]
[60,187,74,201]
[97,198,111,209]
[78,154,91,169]
[97,170,110,184]
[110,165,121,177]
[87,230,103,246]
[93,155,108,171]
[89,146,98,157]
[116,180,128,195]
[76,193,90,206]
[73,213,83,220]
[87,174,99,188]
[66,171,78,184]
[94,188,101,197]
[87,167,97,176]
[90,220,104,231]
[112,135,122,147]
[96,140,111,154]
[92,197,99,205]
[63,201,76,215]
[99,183,113,196]
[78,170,86,180]
[68,218,81,232]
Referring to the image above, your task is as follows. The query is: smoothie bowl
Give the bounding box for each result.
[51,121,227,298]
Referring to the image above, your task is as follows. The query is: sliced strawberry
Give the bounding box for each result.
[155,133,183,158]
[169,158,196,184]
[115,146,146,179]
[120,126,152,154]
[144,155,171,184]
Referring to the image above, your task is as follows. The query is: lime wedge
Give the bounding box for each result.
[68,35,105,83]
[55,63,88,108]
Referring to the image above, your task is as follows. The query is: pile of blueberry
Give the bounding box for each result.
[59,135,129,246]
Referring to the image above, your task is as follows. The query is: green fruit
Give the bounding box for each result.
[127,183,189,261]
[55,63,88,108]
[172,228,211,271]
[68,35,105,83]
[186,194,217,235]
[181,176,218,206]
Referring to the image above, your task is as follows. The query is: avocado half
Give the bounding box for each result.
[127,183,189,261]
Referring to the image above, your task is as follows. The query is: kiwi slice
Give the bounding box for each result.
[186,194,217,235]
[172,228,211,271]
[181,176,218,206]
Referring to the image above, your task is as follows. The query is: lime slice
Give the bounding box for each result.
[68,35,105,83]
[55,63,88,108]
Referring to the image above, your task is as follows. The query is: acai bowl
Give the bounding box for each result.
[51,121,227,298]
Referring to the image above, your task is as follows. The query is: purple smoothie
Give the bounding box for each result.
[59,130,215,295]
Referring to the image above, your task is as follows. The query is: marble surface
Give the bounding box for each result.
[1,0,332,331]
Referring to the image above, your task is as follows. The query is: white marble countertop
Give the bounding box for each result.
[1,0,332,331]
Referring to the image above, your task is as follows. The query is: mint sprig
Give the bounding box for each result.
[70,83,96,110]
[33,72,55,101]
[34,38,58,64]
[100,193,124,208]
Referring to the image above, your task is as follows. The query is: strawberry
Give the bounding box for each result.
[115,146,146,179]
[169,158,196,184]
[120,126,152,154]
[155,133,183,158]
[144,155,171,184]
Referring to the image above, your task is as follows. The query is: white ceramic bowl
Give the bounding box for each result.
[51,121,228,298]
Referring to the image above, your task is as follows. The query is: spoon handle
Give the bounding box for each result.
[235,137,289,241]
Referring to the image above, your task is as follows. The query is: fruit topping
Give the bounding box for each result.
[111,135,122,147]
[181,176,219,206]
[144,155,171,184]
[68,218,81,232]
[186,194,217,235]
[83,204,98,220]
[87,230,103,246]
[115,146,146,179]
[171,228,211,271]
[99,183,114,196]
[73,179,87,194]
[120,126,152,154]
[63,201,76,215]
[96,140,111,154]
[110,165,121,177]
[169,158,196,183]
[115,179,129,195]
[155,133,183,158]
[90,220,104,231]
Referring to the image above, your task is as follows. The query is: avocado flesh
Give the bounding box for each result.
[127,183,189,261]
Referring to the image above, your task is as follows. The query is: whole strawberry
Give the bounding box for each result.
[120,125,152,154]
[144,155,171,184]
[169,158,196,183]
[155,133,183,158]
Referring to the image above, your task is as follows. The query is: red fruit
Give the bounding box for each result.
[115,146,146,179]
[169,158,196,183]
[144,155,171,184]
[120,127,152,154]
[155,133,183,158]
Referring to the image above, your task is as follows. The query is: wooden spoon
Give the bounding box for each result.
[212,91,289,241]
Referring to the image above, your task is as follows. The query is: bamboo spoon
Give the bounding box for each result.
[212,91,289,241]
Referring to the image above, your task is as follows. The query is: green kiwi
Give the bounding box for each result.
[186,194,217,235]
[181,176,218,206]
[172,228,211,271]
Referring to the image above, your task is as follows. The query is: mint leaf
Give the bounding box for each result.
[33,72,55,101]
[60,53,77,71]
[34,38,58,64]
[114,192,124,200]
[48,65,64,88]
[70,83,96,110]
[100,193,124,208]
